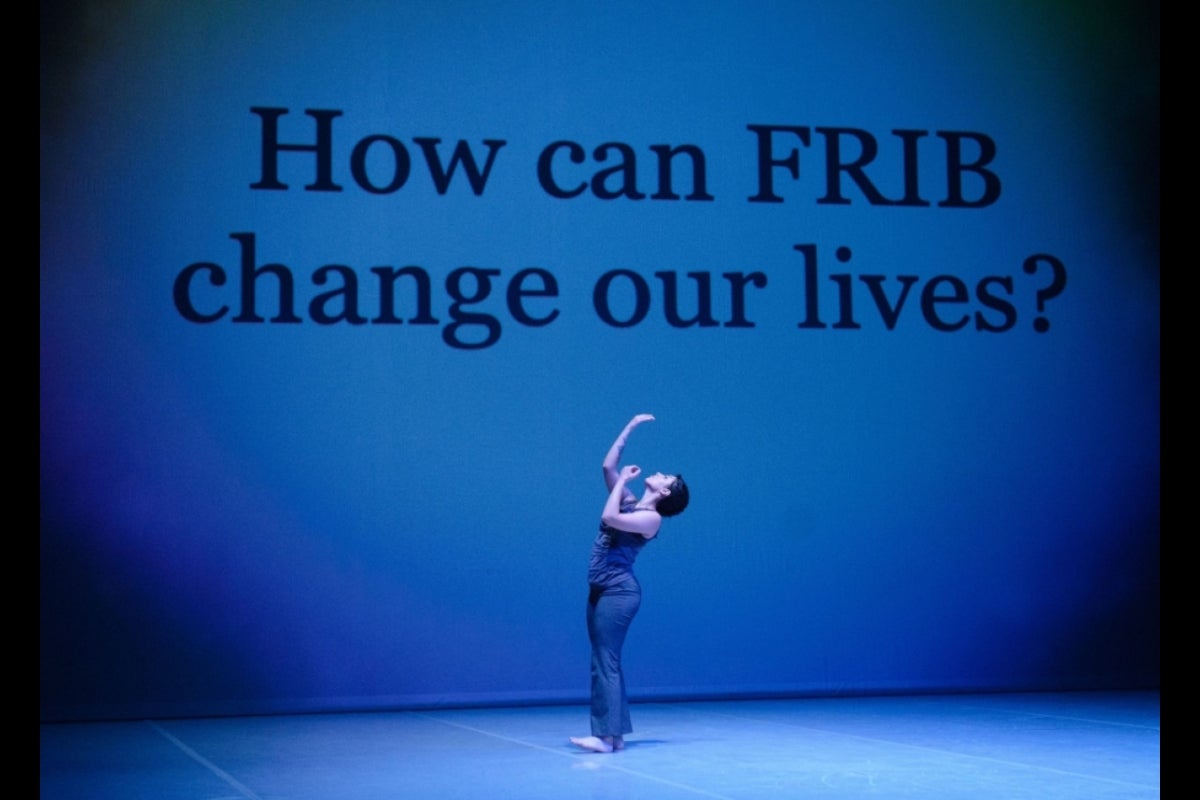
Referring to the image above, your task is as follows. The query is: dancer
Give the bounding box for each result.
[570,413,689,754]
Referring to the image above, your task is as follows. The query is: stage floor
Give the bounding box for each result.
[40,690,1159,799]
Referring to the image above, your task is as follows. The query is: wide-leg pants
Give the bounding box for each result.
[586,578,642,737]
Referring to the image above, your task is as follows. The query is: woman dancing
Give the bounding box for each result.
[570,413,689,753]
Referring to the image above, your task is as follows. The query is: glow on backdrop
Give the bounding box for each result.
[40,0,1158,720]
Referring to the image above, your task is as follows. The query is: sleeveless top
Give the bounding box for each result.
[587,503,651,588]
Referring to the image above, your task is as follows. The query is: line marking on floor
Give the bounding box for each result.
[659,702,1158,790]
[146,720,266,800]
[414,711,739,800]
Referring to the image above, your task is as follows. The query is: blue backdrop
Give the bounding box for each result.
[40,0,1159,721]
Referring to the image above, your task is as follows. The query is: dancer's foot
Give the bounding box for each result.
[612,736,625,751]
[569,736,614,753]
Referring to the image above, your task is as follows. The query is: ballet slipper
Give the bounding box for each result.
[569,736,614,753]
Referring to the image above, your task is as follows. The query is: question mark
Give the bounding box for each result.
[1022,254,1067,333]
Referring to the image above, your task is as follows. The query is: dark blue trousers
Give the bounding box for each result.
[587,578,642,737]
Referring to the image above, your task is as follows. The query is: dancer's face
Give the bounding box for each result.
[644,472,677,494]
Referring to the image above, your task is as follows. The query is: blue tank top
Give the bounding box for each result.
[587,504,650,587]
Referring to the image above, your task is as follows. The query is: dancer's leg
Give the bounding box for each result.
[586,581,641,738]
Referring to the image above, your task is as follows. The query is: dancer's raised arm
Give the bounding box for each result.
[602,413,654,494]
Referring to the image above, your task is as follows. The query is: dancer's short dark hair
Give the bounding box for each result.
[657,475,689,518]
